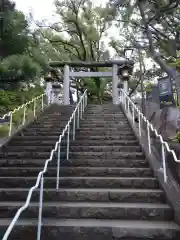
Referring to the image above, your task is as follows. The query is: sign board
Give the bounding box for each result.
[175,74,180,105]
[158,76,175,109]
[146,86,160,105]
[0,116,10,124]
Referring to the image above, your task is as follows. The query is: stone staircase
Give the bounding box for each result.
[0,104,180,239]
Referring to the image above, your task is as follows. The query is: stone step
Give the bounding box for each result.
[0,219,179,240]
[0,188,165,203]
[0,157,148,170]
[80,119,129,124]
[84,113,125,116]
[77,128,134,135]
[0,159,46,168]
[0,177,158,189]
[67,151,145,159]
[6,145,142,153]
[19,131,62,136]
[75,135,137,140]
[80,123,130,127]
[0,151,51,159]
[0,202,173,221]
[61,158,149,168]
[9,139,139,147]
[11,136,59,141]
[11,134,137,141]
[58,167,153,177]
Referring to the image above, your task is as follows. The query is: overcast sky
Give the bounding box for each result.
[14,0,107,22]
[14,0,153,69]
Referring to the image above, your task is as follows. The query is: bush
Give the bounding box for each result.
[0,124,10,137]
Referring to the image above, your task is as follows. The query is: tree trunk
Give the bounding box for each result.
[138,1,176,80]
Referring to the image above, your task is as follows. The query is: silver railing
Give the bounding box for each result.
[0,93,45,137]
[120,89,180,183]
[2,89,88,240]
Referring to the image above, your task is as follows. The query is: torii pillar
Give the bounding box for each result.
[112,64,119,105]
[63,64,70,105]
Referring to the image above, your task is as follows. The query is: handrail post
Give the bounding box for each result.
[138,112,141,136]
[132,105,135,124]
[147,123,151,154]
[9,113,13,136]
[77,106,80,128]
[41,94,44,110]
[56,141,61,190]
[80,101,83,119]
[34,99,36,117]
[73,113,76,140]
[37,175,44,240]
[67,125,70,160]
[161,143,167,183]
[23,105,26,125]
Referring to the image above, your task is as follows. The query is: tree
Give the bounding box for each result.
[108,0,179,79]
[37,0,112,103]
[0,0,45,88]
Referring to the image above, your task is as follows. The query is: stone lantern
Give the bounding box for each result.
[52,82,62,104]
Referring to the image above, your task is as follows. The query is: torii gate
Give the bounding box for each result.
[49,60,134,105]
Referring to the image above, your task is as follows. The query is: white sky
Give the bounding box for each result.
[14,0,108,22]
[14,0,153,69]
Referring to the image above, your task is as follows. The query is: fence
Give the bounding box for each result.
[2,89,88,240]
[0,93,46,137]
[120,89,180,183]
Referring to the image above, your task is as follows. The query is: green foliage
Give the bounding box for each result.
[0,86,44,115]
[170,132,180,143]
[0,54,42,84]
[0,124,10,137]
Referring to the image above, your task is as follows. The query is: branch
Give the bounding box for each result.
[138,1,175,79]
[70,0,87,60]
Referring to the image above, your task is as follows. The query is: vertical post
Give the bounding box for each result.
[33,99,36,117]
[41,94,44,110]
[73,113,76,140]
[63,65,70,105]
[23,106,26,125]
[37,175,44,240]
[77,107,80,128]
[56,142,61,190]
[112,64,119,105]
[123,81,128,94]
[67,125,70,160]
[161,143,167,183]
[9,113,13,136]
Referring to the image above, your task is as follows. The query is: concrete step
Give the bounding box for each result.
[0,177,158,189]
[67,151,145,159]
[84,113,125,116]
[75,135,137,140]
[77,129,134,135]
[0,157,149,170]
[0,188,166,203]
[0,151,51,159]
[0,219,179,240]
[61,158,149,168]
[58,167,153,177]
[6,145,142,153]
[80,123,130,127]
[0,202,173,221]
[9,139,139,147]
[0,159,47,168]
[19,131,62,136]
[11,136,59,141]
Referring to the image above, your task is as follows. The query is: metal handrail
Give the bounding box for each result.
[0,93,45,136]
[2,89,88,240]
[120,89,180,184]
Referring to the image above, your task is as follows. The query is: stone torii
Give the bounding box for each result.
[49,60,134,105]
